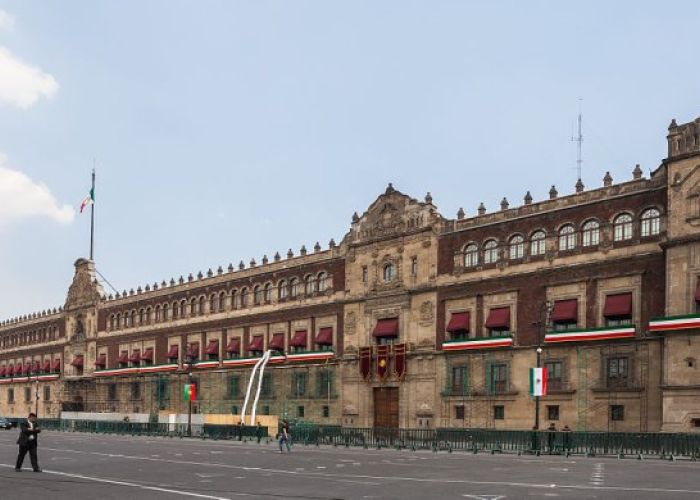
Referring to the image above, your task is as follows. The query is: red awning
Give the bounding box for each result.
[129,350,141,363]
[118,351,129,364]
[7,365,13,376]
[603,293,632,317]
[446,312,470,333]
[71,355,84,368]
[315,327,333,346]
[52,359,61,372]
[95,354,107,368]
[206,340,219,355]
[22,363,30,374]
[372,318,399,338]
[167,344,179,359]
[141,348,154,361]
[33,361,41,372]
[551,299,578,322]
[485,307,510,329]
[186,343,200,359]
[269,333,285,351]
[0,366,5,377]
[695,278,700,302]
[248,335,264,351]
[290,330,308,348]
[42,359,51,373]
[226,337,240,354]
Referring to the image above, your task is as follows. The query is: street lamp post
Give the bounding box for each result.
[534,301,553,431]
[186,352,196,437]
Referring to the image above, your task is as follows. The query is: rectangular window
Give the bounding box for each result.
[292,372,307,398]
[455,405,465,420]
[322,405,330,418]
[297,405,305,418]
[607,357,630,388]
[493,405,505,420]
[489,363,508,394]
[544,360,563,391]
[43,386,50,402]
[231,405,239,415]
[24,387,31,402]
[610,405,625,421]
[262,405,270,416]
[130,382,141,400]
[547,405,560,421]
[451,365,468,395]
[108,383,117,401]
[8,388,14,403]
[155,378,169,401]
[411,257,418,276]
[362,266,368,283]
[317,369,333,398]
[227,375,240,399]
[260,374,272,397]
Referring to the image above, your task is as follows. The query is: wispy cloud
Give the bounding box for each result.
[0,154,74,228]
[0,46,58,108]
[0,9,15,32]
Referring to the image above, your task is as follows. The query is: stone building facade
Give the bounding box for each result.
[1,114,700,432]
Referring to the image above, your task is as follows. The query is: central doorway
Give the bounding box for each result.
[373,386,399,428]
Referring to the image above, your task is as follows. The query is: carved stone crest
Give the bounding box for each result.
[65,258,104,311]
[345,311,357,335]
[419,300,434,326]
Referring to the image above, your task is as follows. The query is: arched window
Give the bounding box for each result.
[139,309,145,325]
[210,294,217,313]
[290,278,299,298]
[558,224,576,251]
[130,310,136,327]
[263,283,272,303]
[305,275,315,294]
[582,220,600,247]
[230,290,238,309]
[109,315,116,330]
[464,243,478,267]
[240,288,249,307]
[509,235,524,260]
[162,304,169,321]
[155,306,161,322]
[219,291,227,310]
[116,313,122,327]
[198,296,205,315]
[172,301,179,319]
[279,280,288,299]
[530,230,546,256]
[317,272,328,292]
[613,213,633,241]
[190,298,197,316]
[253,285,262,305]
[383,263,395,282]
[180,300,187,317]
[146,307,152,324]
[641,208,660,237]
[483,240,499,264]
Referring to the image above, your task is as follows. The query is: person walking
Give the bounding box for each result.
[278,419,291,453]
[15,412,41,472]
[562,424,572,453]
[547,422,557,454]
[256,421,263,444]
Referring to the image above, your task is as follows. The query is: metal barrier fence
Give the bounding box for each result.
[34,419,700,459]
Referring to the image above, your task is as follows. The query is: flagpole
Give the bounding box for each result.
[90,168,95,261]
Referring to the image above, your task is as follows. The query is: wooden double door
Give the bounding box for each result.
[373,387,399,428]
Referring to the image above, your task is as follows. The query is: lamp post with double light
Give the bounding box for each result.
[534,300,553,431]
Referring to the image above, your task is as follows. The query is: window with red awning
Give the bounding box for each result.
[33,361,41,373]
[268,333,285,352]
[186,343,200,359]
[141,348,154,362]
[95,353,107,368]
[167,344,179,360]
[603,293,632,317]
[206,339,219,355]
[226,337,240,354]
[447,311,470,335]
[22,363,30,374]
[71,355,84,368]
[118,351,129,365]
[551,299,578,327]
[694,278,700,302]
[290,330,308,348]
[485,307,511,329]
[0,365,6,377]
[7,365,14,376]
[372,318,399,338]
[248,335,264,352]
[51,359,61,372]
[315,327,333,346]
[42,359,51,373]
[129,350,141,363]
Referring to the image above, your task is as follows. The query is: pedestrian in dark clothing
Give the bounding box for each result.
[562,424,572,452]
[256,421,263,444]
[547,422,557,454]
[278,419,291,453]
[237,421,243,441]
[15,412,41,472]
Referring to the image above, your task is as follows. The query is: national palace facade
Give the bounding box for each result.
[1,114,700,432]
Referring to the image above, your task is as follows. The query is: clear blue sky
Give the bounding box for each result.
[1,1,699,319]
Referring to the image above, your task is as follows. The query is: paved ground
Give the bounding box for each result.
[1,430,699,499]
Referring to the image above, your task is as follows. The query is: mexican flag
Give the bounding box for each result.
[183,383,196,401]
[80,188,94,213]
[529,367,547,396]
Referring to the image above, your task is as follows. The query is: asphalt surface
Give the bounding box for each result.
[1,429,699,499]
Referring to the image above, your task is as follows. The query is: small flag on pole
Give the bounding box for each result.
[79,187,94,213]
[529,367,547,396]
[184,383,196,401]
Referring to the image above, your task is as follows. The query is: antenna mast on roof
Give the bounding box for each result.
[571,98,584,181]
